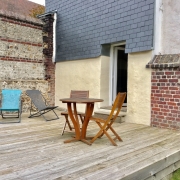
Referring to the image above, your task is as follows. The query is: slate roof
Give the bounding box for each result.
[0,0,44,17]
[146,54,180,69]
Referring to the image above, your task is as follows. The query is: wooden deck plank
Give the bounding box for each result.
[75,138,180,180]
[0,114,180,179]
[44,131,179,179]
[63,136,180,180]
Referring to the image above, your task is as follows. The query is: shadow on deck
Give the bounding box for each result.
[0,112,180,180]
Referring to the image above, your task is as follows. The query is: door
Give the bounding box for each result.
[116,48,127,103]
[111,45,127,104]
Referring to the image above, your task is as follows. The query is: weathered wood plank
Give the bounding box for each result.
[0,114,180,180]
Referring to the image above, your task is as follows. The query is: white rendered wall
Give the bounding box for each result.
[161,0,180,54]
[124,51,152,125]
[153,0,163,55]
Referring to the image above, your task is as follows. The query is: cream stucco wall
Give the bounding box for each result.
[100,56,110,107]
[124,51,152,125]
[55,56,109,112]
[55,51,151,126]
[161,0,180,54]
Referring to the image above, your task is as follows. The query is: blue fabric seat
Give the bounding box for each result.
[0,89,22,123]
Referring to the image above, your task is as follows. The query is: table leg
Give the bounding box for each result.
[81,103,94,144]
[64,102,81,143]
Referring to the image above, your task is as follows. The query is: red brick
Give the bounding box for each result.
[151,121,160,126]
[171,110,178,114]
[151,79,158,82]
[167,102,176,106]
[157,101,166,105]
[166,117,175,121]
[168,106,174,109]
[176,118,180,122]
[173,95,180,98]
[159,79,168,82]
[161,108,170,112]
[162,94,172,98]
[156,72,164,75]
[169,79,178,82]
[159,105,163,108]
[172,113,177,117]
[160,123,170,128]
[159,87,169,90]
[153,111,159,115]
[154,97,160,101]
[152,86,158,89]
[165,72,174,75]
[154,93,162,97]
[160,83,166,86]
[157,115,164,119]
[170,125,177,129]
[175,71,180,75]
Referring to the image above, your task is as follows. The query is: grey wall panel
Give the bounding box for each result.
[46,0,155,62]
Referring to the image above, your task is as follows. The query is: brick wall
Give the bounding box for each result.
[151,68,180,130]
[41,14,55,106]
[0,11,56,112]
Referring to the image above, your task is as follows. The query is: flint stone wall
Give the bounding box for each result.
[0,41,43,59]
[0,18,42,43]
[0,11,53,112]
[0,61,45,80]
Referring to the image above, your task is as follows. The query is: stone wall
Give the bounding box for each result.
[0,11,55,112]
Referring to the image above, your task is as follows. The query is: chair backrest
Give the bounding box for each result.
[1,89,22,110]
[26,90,47,110]
[106,92,126,124]
[70,90,89,98]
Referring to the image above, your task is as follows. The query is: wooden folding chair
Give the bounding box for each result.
[61,90,89,135]
[89,92,126,146]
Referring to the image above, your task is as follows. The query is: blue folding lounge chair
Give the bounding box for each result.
[0,89,22,123]
[26,90,59,121]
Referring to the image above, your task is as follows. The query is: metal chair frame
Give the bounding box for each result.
[26,90,59,121]
[0,89,22,123]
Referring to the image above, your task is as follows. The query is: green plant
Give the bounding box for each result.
[171,168,180,180]
[29,5,45,18]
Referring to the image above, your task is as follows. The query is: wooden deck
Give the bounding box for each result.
[0,113,180,180]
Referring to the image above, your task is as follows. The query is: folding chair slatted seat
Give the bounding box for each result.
[0,89,22,123]
[89,92,126,146]
[61,90,89,135]
[26,90,59,121]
